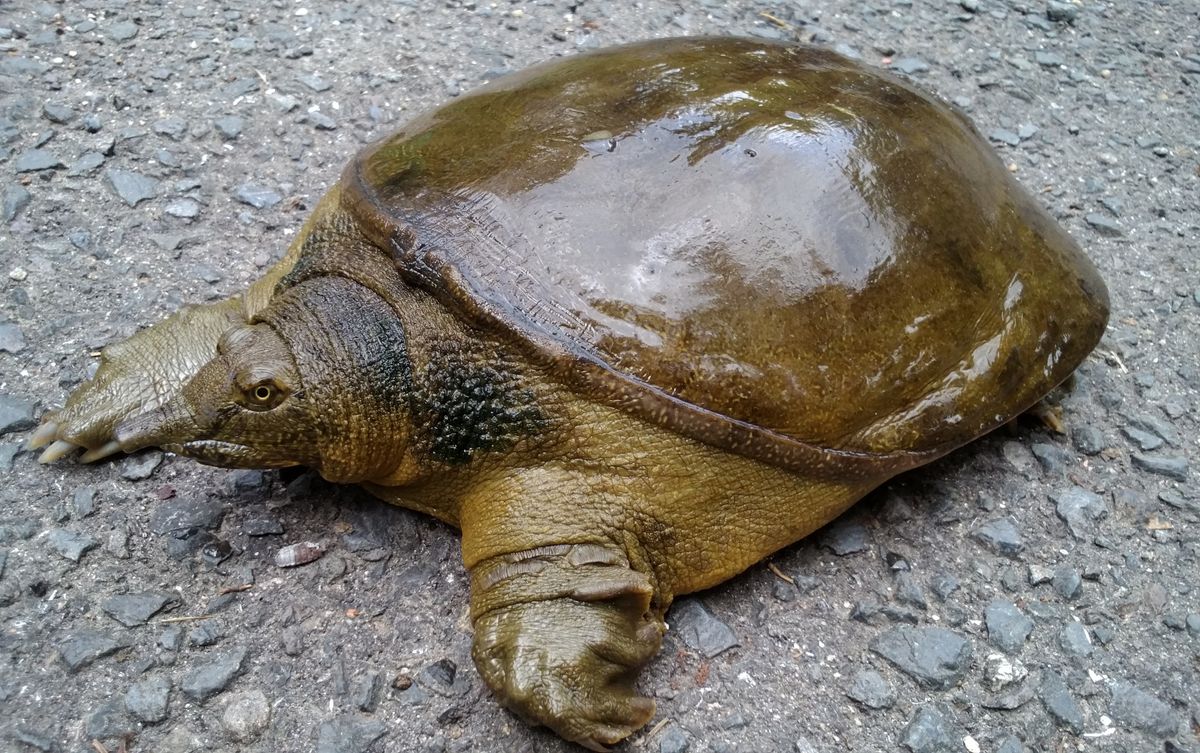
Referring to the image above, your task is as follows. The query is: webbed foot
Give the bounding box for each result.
[470,545,665,750]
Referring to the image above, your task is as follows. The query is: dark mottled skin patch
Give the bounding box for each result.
[414,341,549,465]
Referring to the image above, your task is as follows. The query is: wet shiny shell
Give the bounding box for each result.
[343,37,1109,477]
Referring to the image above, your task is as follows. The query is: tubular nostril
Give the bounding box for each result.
[114,407,170,451]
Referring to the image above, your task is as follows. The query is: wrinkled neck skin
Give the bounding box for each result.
[259,275,415,484]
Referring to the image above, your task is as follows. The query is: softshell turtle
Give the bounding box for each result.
[30,37,1108,749]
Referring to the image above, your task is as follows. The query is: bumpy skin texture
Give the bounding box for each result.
[32,38,1110,750]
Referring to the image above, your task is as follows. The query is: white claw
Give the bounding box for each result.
[79,440,122,464]
[26,421,59,451]
[38,439,80,464]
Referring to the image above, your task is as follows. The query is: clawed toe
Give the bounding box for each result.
[38,439,82,464]
[26,420,60,451]
[79,440,123,463]
[28,417,124,465]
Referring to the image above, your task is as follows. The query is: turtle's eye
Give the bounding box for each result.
[244,382,286,411]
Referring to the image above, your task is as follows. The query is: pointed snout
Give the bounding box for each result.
[114,398,199,454]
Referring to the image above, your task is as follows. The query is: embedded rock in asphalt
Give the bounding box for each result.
[985,600,1034,654]
[57,630,129,672]
[46,528,98,562]
[102,592,180,627]
[972,516,1024,556]
[150,496,226,534]
[221,689,272,742]
[1040,671,1085,734]
[900,703,957,752]
[1131,454,1189,481]
[819,518,870,555]
[869,626,972,690]
[670,598,739,658]
[846,669,896,709]
[1051,486,1108,539]
[125,675,171,724]
[315,715,387,753]
[0,395,37,435]
[85,700,134,739]
[659,723,690,753]
[1109,681,1178,738]
[1059,622,1093,658]
[105,168,159,206]
[181,647,248,701]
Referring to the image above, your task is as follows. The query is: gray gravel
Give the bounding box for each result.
[1,1,1198,752]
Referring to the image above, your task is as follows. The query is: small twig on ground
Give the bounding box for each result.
[636,718,672,747]
[153,613,215,624]
[758,11,793,29]
[768,562,795,584]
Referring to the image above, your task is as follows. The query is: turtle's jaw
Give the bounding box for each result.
[113,393,309,470]
[172,440,301,470]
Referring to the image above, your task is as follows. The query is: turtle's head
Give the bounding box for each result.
[116,277,412,482]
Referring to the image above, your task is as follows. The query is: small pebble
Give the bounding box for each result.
[47,528,98,562]
[315,715,387,753]
[1052,567,1083,600]
[3,186,32,223]
[1109,681,1178,738]
[308,111,337,130]
[121,451,163,480]
[1072,425,1105,455]
[845,669,895,709]
[983,652,1027,692]
[106,168,159,206]
[107,20,139,41]
[973,516,1024,556]
[1040,671,1084,733]
[221,689,271,742]
[0,324,26,354]
[235,183,283,209]
[986,600,1034,654]
[125,675,171,723]
[86,701,134,739]
[1046,1,1079,22]
[1085,213,1122,237]
[180,647,248,701]
[870,626,972,690]
[102,592,179,627]
[891,57,930,75]
[658,723,689,753]
[820,518,870,555]
[1059,622,1093,658]
[43,102,76,124]
[900,704,956,752]
[58,630,128,671]
[1131,454,1188,481]
[165,198,201,219]
[670,598,738,658]
[1051,486,1107,540]
[214,115,244,140]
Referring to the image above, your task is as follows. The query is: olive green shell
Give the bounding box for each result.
[343,36,1109,478]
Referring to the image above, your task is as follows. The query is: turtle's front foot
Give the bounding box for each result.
[28,300,242,464]
[470,546,665,750]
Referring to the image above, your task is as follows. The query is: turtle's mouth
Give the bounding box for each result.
[170,440,300,470]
